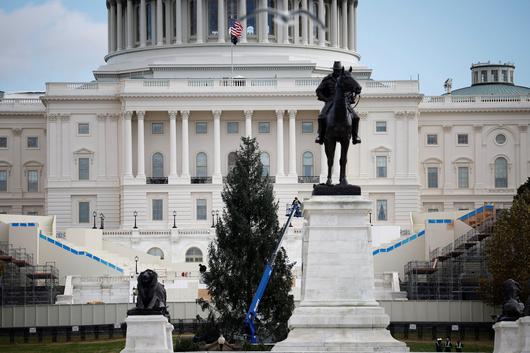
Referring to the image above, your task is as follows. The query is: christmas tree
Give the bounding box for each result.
[201,137,294,341]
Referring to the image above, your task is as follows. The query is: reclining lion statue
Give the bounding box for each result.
[127,269,169,319]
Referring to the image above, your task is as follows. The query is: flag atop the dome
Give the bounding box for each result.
[229,19,243,45]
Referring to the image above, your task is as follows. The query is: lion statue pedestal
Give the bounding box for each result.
[121,270,173,353]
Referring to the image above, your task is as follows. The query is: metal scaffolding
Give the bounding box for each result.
[403,208,495,300]
[0,242,59,305]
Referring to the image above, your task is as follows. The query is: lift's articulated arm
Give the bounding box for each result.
[243,200,300,344]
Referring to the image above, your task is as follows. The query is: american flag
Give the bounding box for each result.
[229,19,243,45]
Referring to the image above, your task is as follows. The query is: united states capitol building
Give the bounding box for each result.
[0,0,529,303]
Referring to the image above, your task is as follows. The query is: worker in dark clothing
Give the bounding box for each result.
[435,338,443,352]
[455,338,463,352]
[444,337,452,352]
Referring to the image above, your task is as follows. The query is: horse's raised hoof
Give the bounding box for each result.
[315,136,324,145]
[352,137,361,145]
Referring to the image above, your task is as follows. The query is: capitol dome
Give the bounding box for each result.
[99,0,363,79]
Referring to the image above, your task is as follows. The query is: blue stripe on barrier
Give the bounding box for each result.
[372,249,380,255]
[12,223,19,227]
[38,233,122,274]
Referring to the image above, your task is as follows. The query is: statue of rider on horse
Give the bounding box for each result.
[314,61,362,191]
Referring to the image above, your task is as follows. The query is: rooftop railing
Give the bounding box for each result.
[421,94,530,105]
[0,98,44,112]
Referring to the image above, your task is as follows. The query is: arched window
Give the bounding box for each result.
[152,153,164,177]
[495,157,508,188]
[147,247,164,260]
[189,0,197,36]
[196,152,208,177]
[260,152,270,176]
[303,152,314,176]
[228,152,237,173]
[185,247,203,262]
[267,0,276,37]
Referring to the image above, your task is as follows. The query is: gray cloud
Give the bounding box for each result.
[0,0,106,91]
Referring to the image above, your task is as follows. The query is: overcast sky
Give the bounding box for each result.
[1,0,529,95]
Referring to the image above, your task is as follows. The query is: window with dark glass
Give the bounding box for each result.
[302,121,313,133]
[495,157,508,188]
[376,156,387,178]
[0,137,7,148]
[152,199,163,220]
[78,202,90,223]
[27,136,38,148]
[258,122,270,133]
[457,167,469,189]
[303,152,314,176]
[152,122,164,134]
[457,134,468,145]
[196,152,208,177]
[146,2,152,40]
[185,247,203,262]
[427,134,438,145]
[376,200,388,221]
[27,170,38,192]
[0,171,7,192]
[227,122,239,134]
[260,152,270,176]
[502,70,508,82]
[481,70,487,82]
[196,199,207,220]
[245,0,256,35]
[152,153,164,177]
[189,0,197,36]
[375,121,387,133]
[427,167,438,188]
[78,123,89,135]
[196,122,208,134]
[79,158,90,180]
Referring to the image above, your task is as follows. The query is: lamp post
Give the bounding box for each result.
[99,213,105,229]
[215,210,219,225]
[172,210,177,229]
[133,210,138,229]
[134,256,139,275]
[368,211,372,226]
[211,210,215,228]
[92,211,97,229]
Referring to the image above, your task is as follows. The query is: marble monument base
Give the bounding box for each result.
[493,320,518,353]
[273,196,407,352]
[121,315,174,353]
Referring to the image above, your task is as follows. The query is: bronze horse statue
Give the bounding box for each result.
[323,67,362,186]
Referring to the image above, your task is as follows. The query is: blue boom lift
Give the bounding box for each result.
[243,200,301,344]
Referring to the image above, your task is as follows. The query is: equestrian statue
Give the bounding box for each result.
[314,61,362,194]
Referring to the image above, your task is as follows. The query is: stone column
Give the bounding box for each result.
[353,0,357,50]
[61,116,71,179]
[107,5,112,53]
[116,0,123,50]
[165,0,172,44]
[150,0,157,44]
[244,110,253,138]
[97,115,107,180]
[301,0,308,45]
[288,110,297,178]
[318,0,325,46]
[394,112,407,178]
[218,0,225,42]
[407,113,418,179]
[175,0,182,44]
[196,0,204,43]
[260,0,268,43]
[47,115,57,179]
[341,0,348,49]
[136,111,146,180]
[140,0,147,47]
[276,110,285,177]
[473,125,483,190]
[123,111,133,179]
[307,0,314,45]
[180,111,190,180]
[169,111,178,182]
[293,11,300,44]
[212,110,222,183]
[283,0,289,44]
[127,0,134,49]
[331,0,338,47]
[157,0,164,45]
[347,0,354,51]
[519,124,529,184]
[239,0,247,43]
[358,112,368,178]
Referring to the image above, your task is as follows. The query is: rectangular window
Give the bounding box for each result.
[375,121,387,133]
[258,122,270,133]
[428,208,439,213]
[302,121,313,133]
[376,156,387,178]
[427,167,438,188]
[227,122,239,134]
[457,134,468,145]
[458,167,469,189]
[502,70,508,82]
[196,122,208,134]
[0,171,7,192]
[427,134,438,145]
[0,137,7,148]
[481,70,487,83]
[196,199,207,220]
[152,122,164,134]
[491,70,498,82]
[27,170,38,192]
[78,202,90,223]
[27,136,38,148]
[78,123,89,135]
[26,211,38,216]
[78,158,90,180]
[152,199,163,221]
[473,71,479,84]
[376,200,388,221]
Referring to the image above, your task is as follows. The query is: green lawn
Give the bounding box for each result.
[0,338,494,352]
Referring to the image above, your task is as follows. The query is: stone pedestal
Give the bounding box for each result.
[493,321,518,353]
[121,315,174,353]
[273,196,408,352]
[518,317,530,353]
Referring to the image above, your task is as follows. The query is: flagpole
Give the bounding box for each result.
[231,43,234,81]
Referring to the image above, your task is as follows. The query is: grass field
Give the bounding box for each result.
[0,338,494,353]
